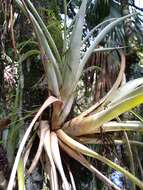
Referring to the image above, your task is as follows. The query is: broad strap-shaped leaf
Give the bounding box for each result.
[109,84,143,108]
[97,121,143,133]
[7,96,61,190]
[62,0,87,93]
[78,136,143,147]
[24,0,62,96]
[59,140,121,190]
[108,77,143,105]
[51,132,70,190]
[57,129,143,189]
[15,0,62,97]
[60,0,87,123]
[63,91,143,136]
[78,14,135,78]
[17,159,24,190]
[15,0,62,65]
[70,121,143,135]
[44,129,58,190]
[27,121,48,175]
[23,0,62,65]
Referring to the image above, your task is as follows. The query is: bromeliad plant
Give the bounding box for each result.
[8,0,143,189]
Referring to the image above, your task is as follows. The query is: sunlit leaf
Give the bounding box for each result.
[57,129,143,189]
[63,87,143,136]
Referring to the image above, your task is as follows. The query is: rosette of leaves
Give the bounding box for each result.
[7,0,143,190]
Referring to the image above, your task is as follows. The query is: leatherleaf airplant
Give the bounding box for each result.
[8,0,143,190]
